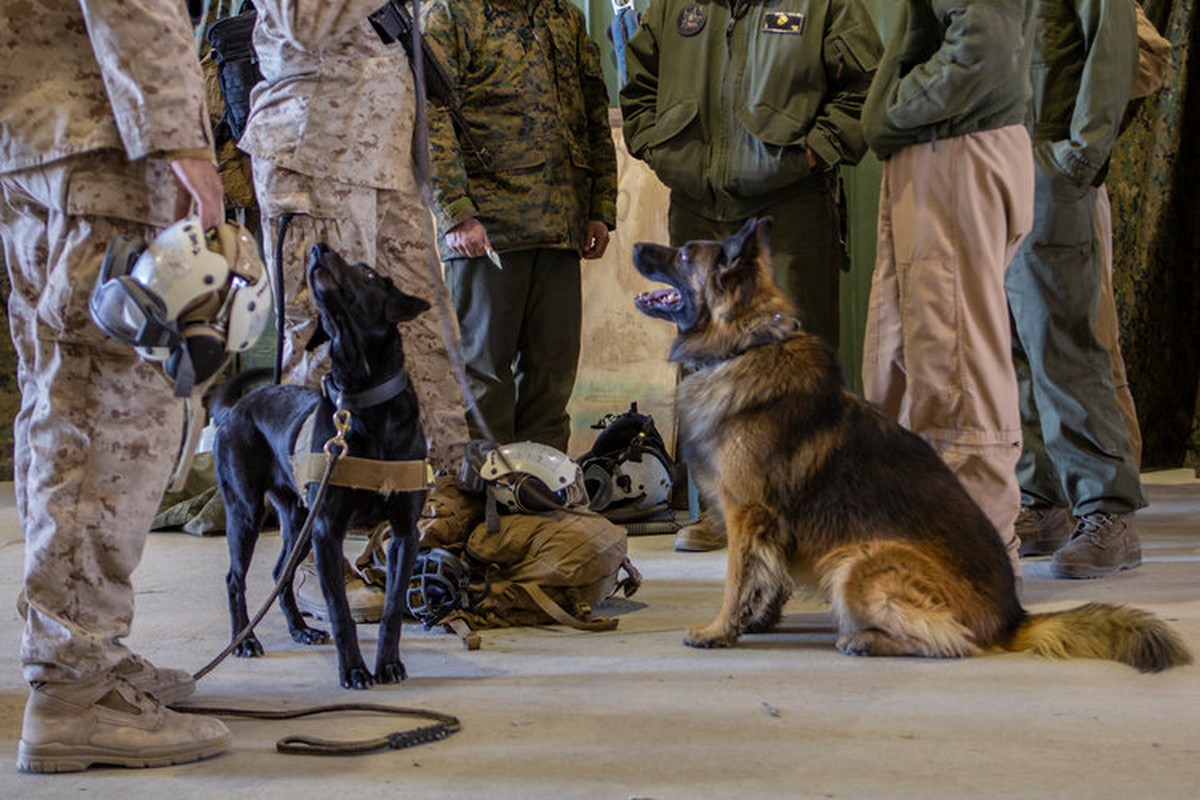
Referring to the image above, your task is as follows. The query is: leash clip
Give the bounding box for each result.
[324,408,352,460]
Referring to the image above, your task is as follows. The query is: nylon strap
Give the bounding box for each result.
[293,452,432,495]
[515,583,619,632]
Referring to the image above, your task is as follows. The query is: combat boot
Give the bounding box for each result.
[1050,512,1142,579]
[673,515,727,552]
[17,674,229,773]
[295,556,385,623]
[1016,505,1073,557]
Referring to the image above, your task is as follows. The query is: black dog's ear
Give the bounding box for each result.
[386,290,432,325]
[304,320,331,351]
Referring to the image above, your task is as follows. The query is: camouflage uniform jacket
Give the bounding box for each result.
[420,0,618,259]
[238,1,421,192]
[0,1,213,175]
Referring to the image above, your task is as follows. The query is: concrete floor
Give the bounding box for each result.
[0,471,1197,799]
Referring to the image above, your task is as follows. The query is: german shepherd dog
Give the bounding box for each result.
[211,243,429,689]
[632,218,1191,672]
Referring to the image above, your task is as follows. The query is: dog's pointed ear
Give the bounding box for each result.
[755,216,774,247]
[304,320,331,351]
[718,217,770,285]
[386,290,432,325]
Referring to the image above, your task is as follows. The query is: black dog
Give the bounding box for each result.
[210,243,429,689]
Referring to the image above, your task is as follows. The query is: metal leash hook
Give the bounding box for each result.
[325,407,352,458]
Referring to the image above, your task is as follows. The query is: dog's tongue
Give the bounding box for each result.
[635,288,680,311]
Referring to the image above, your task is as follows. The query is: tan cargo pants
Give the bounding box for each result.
[862,126,1034,576]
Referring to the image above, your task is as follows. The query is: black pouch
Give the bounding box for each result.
[206,7,261,146]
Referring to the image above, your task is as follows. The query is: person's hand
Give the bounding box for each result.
[581,220,610,260]
[805,147,818,170]
[446,218,493,258]
[170,157,224,230]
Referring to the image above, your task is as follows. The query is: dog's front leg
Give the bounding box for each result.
[312,521,373,689]
[375,492,424,684]
[685,504,787,648]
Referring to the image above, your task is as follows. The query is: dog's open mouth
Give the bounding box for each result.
[635,287,682,314]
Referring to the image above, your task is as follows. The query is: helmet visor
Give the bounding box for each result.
[90,275,176,349]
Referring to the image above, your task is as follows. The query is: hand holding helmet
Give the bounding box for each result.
[90,217,271,396]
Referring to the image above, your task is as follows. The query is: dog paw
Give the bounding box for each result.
[683,624,736,648]
[292,626,330,646]
[375,660,408,685]
[232,636,265,658]
[835,632,873,657]
[340,666,375,690]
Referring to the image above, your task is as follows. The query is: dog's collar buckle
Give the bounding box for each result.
[739,311,802,336]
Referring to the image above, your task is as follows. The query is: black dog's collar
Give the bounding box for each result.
[322,370,410,410]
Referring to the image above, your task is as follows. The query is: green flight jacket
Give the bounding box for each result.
[862,0,1036,161]
[420,0,618,259]
[1028,0,1136,186]
[620,0,882,221]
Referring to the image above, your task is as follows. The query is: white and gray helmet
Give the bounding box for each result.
[477,441,589,513]
[90,217,271,395]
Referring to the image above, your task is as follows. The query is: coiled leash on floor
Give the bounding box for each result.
[178,407,462,754]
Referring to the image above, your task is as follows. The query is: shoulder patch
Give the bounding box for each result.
[677,3,708,37]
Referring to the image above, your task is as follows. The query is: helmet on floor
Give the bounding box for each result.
[580,402,675,516]
[477,441,589,513]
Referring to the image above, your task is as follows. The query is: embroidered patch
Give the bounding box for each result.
[677,3,707,36]
[763,12,805,34]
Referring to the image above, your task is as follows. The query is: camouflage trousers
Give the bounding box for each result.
[253,160,469,474]
[0,152,185,684]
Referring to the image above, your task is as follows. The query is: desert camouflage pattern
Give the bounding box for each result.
[0,1,212,174]
[239,0,422,191]
[1,154,190,684]
[255,162,470,474]
[419,0,618,259]
[244,1,469,473]
[1,2,213,684]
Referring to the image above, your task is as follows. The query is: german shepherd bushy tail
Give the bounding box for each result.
[1010,603,1193,673]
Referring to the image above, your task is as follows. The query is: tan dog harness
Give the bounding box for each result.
[290,372,432,498]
